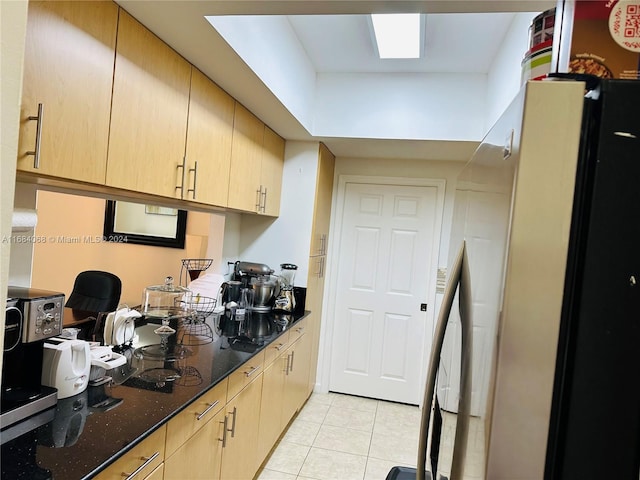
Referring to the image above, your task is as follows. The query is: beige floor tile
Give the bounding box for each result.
[295,400,331,424]
[323,405,376,432]
[369,428,419,466]
[331,394,379,413]
[312,424,372,456]
[264,441,311,475]
[364,458,414,480]
[283,418,322,446]
[374,401,422,436]
[258,468,298,480]
[299,447,367,480]
[306,392,337,406]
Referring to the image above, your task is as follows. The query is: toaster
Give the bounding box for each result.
[41,338,91,399]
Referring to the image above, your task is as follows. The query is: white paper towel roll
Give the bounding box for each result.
[12,208,38,232]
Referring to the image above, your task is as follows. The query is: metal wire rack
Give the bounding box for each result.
[177,295,217,346]
[180,258,213,285]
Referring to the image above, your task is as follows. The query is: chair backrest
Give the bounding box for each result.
[65,270,122,313]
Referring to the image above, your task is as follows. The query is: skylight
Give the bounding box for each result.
[370,13,421,59]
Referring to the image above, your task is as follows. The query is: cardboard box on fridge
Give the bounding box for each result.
[553,0,640,80]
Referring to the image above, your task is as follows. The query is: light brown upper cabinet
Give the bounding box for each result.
[183,68,235,207]
[106,9,191,198]
[227,103,264,213]
[227,104,285,216]
[260,126,285,216]
[17,1,117,184]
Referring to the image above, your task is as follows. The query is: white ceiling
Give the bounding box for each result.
[115,1,555,159]
[286,13,517,74]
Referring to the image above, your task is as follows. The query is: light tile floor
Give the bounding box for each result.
[257,392,419,480]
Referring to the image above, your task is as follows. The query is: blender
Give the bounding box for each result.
[274,264,297,313]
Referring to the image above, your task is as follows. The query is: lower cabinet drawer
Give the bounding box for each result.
[165,378,229,457]
[94,426,166,480]
[263,331,290,366]
[227,350,265,401]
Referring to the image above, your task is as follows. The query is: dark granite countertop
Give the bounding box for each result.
[1,309,308,480]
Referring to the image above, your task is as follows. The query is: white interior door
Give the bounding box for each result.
[328,182,440,404]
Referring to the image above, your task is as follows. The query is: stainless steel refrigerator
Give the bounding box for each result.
[389,78,639,480]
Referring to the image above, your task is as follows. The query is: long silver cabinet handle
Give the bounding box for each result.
[26,103,44,169]
[122,451,160,479]
[196,399,220,421]
[228,406,237,438]
[219,415,229,447]
[176,157,186,196]
[289,350,295,373]
[255,187,262,212]
[244,365,259,377]
[187,161,198,199]
[261,187,267,213]
[285,353,291,375]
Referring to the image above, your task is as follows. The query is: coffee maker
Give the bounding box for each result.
[2,288,64,432]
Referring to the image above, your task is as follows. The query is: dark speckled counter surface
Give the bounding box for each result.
[1,310,308,480]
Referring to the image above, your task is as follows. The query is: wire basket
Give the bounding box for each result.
[180,258,214,284]
[177,295,217,345]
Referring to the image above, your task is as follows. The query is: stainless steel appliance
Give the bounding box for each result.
[230,261,277,312]
[388,78,640,480]
[1,288,64,431]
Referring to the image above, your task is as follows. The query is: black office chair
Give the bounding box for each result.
[65,270,122,341]
[66,270,122,313]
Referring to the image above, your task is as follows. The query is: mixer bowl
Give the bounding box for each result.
[251,281,277,311]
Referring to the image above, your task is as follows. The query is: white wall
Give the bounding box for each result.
[206,15,317,129]
[9,183,38,286]
[314,72,487,141]
[236,141,320,286]
[485,12,540,132]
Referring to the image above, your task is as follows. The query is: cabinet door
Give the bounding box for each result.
[260,126,285,217]
[94,426,166,480]
[282,331,312,425]
[227,103,263,212]
[164,408,225,480]
[220,375,263,480]
[106,9,190,198]
[184,68,235,207]
[18,1,117,184]
[145,463,164,480]
[309,143,336,256]
[165,378,228,458]
[257,353,288,463]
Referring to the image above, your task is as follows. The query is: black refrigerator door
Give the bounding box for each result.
[546,80,640,479]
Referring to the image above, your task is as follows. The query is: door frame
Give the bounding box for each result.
[317,175,446,407]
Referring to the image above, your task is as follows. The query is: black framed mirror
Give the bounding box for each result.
[103,200,187,249]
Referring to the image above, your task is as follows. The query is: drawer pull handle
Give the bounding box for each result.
[219,415,228,447]
[275,343,285,351]
[26,103,44,169]
[244,365,259,377]
[296,327,305,334]
[196,399,220,421]
[122,451,160,479]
